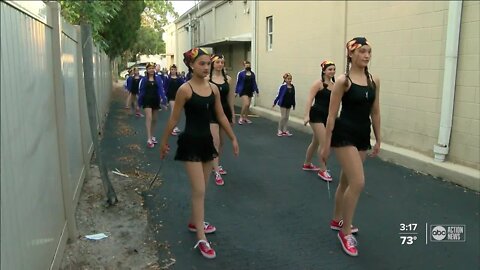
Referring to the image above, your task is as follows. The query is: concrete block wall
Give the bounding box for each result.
[449,1,480,168]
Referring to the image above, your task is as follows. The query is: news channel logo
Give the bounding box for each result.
[430,224,466,242]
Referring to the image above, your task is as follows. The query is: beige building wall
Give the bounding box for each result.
[345,1,479,168]
[450,1,479,168]
[212,1,252,41]
[256,1,479,169]
[168,1,253,74]
[255,1,346,118]
[171,21,191,74]
[164,23,176,67]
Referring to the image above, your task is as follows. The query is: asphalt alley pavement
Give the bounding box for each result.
[102,85,479,270]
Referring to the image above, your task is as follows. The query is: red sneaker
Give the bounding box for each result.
[318,170,333,182]
[215,173,224,186]
[194,240,216,259]
[188,222,217,234]
[146,140,154,148]
[218,166,227,175]
[330,219,359,234]
[338,231,358,256]
[302,163,320,171]
[244,118,253,124]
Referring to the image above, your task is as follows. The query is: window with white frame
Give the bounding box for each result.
[267,16,273,51]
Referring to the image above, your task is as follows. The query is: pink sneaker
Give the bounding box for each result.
[283,131,293,136]
[244,118,252,124]
[215,173,224,186]
[330,219,359,234]
[318,169,333,182]
[302,163,320,171]
[338,230,358,256]
[188,222,217,234]
[218,166,227,175]
[277,130,284,137]
[151,137,158,144]
[194,240,216,259]
[147,140,154,148]
[135,111,144,117]
[238,118,244,125]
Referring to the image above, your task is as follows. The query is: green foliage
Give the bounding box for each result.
[101,0,145,57]
[60,0,178,58]
[130,26,166,55]
[59,0,122,49]
[143,0,178,30]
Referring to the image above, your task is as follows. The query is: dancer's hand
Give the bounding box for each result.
[320,145,330,164]
[369,141,381,158]
[232,138,240,157]
[160,143,170,159]
[303,116,310,126]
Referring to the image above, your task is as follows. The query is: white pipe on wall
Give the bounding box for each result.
[433,0,463,162]
[188,13,192,49]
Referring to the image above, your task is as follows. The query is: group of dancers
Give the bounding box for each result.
[122,36,381,259]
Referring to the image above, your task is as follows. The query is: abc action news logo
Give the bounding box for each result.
[430,224,466,242]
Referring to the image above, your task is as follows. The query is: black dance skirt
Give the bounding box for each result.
[309,106,328,124]
[142,96,160,110]
[210,104,233,124]
[240,88,254,98]
[174,133,218,162]
[166,90,177,102]
[331,118,371,151]
[130,88,139,95]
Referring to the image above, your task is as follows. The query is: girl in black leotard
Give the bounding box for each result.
[124,69,133,109]
[302,61,335,182]
[165,64,185,135]
[126,67,144,117]
[235,60,259,124]
[272,73,296,136]
[159,48,239,260]
[208,54,235,186]
[321,37,381,257]
[138,62,167,148]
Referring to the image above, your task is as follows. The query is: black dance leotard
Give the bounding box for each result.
[143,79,160,109]
[174,83,219,162]
[210,79,233,123]
[166,77,183,101]
[331,77,376,151]
[309,87,331,124]
[131,77,140,95]
[280,86,295,109]
[241,74,254,97]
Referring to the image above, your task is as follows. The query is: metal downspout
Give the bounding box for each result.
[433,1,463,162]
